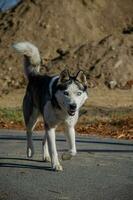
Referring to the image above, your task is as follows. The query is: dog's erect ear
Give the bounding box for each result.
[58,69,70,84]
[76,70,88,86]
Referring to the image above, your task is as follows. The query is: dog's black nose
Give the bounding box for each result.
[70,103,77,110]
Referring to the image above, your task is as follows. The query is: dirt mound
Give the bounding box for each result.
[46,34,133,89]
[0,0,133,95]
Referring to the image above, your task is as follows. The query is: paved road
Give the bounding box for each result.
[0,130,133,200]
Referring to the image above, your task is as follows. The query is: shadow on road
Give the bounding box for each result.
[0,135,132,146]
[0,158,52,171]
[0,157,44,162]
[58,148,133,153]
[78,149,133,153]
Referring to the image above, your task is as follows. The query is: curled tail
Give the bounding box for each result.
[12,42,41,79]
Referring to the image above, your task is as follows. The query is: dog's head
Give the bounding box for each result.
[55,69,88,116]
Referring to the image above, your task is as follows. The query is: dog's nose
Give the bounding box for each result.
[70,103,77,110]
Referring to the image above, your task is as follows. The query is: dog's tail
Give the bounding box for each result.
[12,42,41,79]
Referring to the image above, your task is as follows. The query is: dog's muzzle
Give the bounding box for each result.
[68,103,77,116]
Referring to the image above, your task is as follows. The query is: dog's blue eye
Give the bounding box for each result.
[64,91,69,96]
[77,92,82,96]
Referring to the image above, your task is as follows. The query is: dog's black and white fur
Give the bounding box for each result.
[13,42,88,171]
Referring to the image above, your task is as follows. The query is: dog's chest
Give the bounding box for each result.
[43,101,67,127]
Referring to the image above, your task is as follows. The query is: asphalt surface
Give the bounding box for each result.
[0,130,133,200]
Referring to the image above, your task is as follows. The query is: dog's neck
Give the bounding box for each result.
[49,76,61,109]
[49,76,59,97]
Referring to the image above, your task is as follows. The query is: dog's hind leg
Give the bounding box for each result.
[25,108,39,158]
[23,95,39,158]
[42,133,51,162]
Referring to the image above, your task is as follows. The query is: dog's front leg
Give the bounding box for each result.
[65,114,78,156]
[46,127,63,171]
[65,126,77,156]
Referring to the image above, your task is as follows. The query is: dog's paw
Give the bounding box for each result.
[43,156,51,162]
[69,150,77,156]
[61,153,72,161]
[27,147,34,158]
[53,164,63,172]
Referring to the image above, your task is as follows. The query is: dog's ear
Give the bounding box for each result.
[76,70,88,86]
[58,69,70,84]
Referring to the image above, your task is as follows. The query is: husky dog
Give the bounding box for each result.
[13,42,88,171]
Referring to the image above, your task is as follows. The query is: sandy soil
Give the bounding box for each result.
[0,87,133,108]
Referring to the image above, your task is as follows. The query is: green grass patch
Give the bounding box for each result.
[0,107,23,123]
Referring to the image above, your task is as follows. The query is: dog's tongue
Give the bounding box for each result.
[68,110,75,116]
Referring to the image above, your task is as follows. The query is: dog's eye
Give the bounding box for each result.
[77,92,82,96]
[64,91,69,96]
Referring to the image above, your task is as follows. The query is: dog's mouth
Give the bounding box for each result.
[68,109,76,116]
